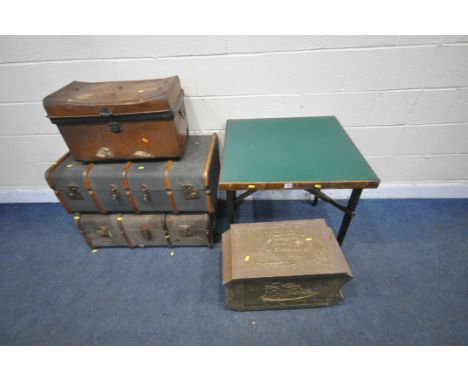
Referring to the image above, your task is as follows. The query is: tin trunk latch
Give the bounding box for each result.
[67,185,83,200]
[99,108,122,133]
[108,121,122,134]
[110,184,120,201]
[141,184,151,202]
[182,184,200,200]
[139,224,152,240]
[96,225,111,238]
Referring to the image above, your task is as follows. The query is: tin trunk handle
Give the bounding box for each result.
[139,224,152,240]
[110,184,120,201]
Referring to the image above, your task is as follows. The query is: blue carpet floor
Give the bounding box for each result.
[0,199,467,345]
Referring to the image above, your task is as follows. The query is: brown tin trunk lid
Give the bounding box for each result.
[43,76,182,118]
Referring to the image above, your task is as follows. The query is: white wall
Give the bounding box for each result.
[1,35,468,201]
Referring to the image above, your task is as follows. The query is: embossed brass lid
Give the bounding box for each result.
[222,219,352,284]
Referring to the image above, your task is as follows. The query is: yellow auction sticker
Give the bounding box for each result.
[247,185,256,189]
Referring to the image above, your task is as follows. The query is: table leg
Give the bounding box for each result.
[312,194,319,206]
[226,190,236,226]
[337,188,362,246]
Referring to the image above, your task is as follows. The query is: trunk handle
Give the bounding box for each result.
[139,224,152,240]
[96,225,111,238]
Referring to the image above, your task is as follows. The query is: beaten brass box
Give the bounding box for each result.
[222,219,353,311]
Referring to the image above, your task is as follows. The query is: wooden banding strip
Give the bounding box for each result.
[122,161,140,213]
[203,134,218,214]
[164,160,173,189]
[83,163,106,213]
[203,134,217,188]
[205,213,214,249]
[45,152,70,187]
[167,191,178,214]
[45,152,73,213]
[73,214,95,249]
[115,214,134,248]
[205,190,215,214]
[53,191,73,214]
[162,215,173,248]
[164,160,178,213]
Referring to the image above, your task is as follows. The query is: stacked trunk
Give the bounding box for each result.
[44,76,219,249]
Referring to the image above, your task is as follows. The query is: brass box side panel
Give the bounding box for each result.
[222,230,233,285]
[225,274,352,311]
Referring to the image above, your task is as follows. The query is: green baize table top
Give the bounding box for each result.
[219,116,379,189]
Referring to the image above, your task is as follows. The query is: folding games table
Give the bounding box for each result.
[219,116,380,245]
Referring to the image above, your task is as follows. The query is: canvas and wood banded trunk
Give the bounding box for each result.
[222,219,353,311]
[45,134,220,214]
[75,213,214,248]
[43,76,188,161]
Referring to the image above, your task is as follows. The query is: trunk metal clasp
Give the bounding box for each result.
[96,225,110,238]
[179,225,193,237]
[141,184,151,202]
[67,185,83,200]
[139,224,152,240]
[110,184,120,201]
[182,184,200,200]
